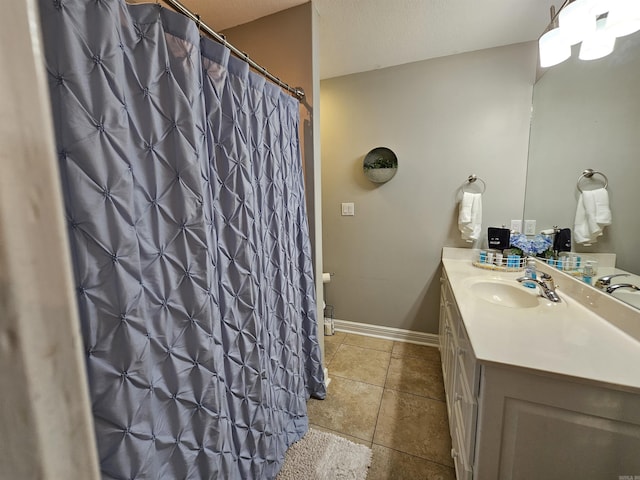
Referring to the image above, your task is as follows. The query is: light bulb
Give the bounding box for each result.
[589,0,611,15]
[579,17,616,60]
[606,0,640,37]
[539,27,572,67]
[559,0,598,45]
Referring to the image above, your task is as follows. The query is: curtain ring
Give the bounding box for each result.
[195,13,201,31]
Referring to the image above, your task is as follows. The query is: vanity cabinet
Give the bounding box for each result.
[439,270,640,480]
[439,271,479,480]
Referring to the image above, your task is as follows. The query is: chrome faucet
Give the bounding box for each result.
[517,272,561,303]
[595,274,630,289]
[606,283,640,294]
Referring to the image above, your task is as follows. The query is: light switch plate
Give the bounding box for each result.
[524,219,537,235]
[341,202,355,216]
[510,219,522,234]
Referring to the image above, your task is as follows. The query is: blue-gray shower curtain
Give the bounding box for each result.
[38,1,326,478]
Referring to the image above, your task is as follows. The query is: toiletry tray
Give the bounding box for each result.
[472,250,525,272]
[541,255,594,278]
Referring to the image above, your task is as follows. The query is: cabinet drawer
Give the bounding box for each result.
[451,427,473,480]
[438,295,447,351]
[455,319,477,390]
[453,362,478,464]
[441,310,457,420]
[442,283,476,381]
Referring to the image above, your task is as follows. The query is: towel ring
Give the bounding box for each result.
[462,174,486,194]
[577,169,608,193]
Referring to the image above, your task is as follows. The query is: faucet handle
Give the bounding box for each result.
[606,283,640,294]
[539,272,556,291]
[595,274,630,289]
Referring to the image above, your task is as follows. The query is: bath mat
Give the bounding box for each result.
[277,428,372,480]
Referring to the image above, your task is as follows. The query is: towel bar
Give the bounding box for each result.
[463,174,486,194]
[577,169,608,192]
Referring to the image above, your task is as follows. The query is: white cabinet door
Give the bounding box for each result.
[475,365,640,480]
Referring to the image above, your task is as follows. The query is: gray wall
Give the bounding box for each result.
[320,42,537,334]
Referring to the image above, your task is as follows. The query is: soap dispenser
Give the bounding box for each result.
[522,257,537,288]
[582,261,596,285]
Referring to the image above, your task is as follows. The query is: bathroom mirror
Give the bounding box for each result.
[363,147,398,183]
[523,31,640,297]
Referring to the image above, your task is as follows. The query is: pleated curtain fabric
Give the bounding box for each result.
[38,1,326,478]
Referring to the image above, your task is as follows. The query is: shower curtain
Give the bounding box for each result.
[38,1,326,478]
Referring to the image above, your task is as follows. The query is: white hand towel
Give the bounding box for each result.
[592,188,611,226]
[574,188,611,245]
[458,191,474,223]
[458,192,482,242]
[582,190,601,237]
[574,195,592,244]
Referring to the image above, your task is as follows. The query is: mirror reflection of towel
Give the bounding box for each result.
[458,192,482,242]
[574,188,611,245]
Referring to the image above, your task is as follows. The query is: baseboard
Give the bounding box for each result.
[331,318,439,347]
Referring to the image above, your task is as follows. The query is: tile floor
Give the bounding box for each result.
[307,332,455,480]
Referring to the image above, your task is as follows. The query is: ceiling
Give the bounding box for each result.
[178,0,560,79]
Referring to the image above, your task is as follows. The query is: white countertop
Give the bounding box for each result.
[442,248,640,391]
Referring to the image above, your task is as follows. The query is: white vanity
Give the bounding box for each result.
[440,247,640,480]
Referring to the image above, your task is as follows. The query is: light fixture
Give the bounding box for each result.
[538,0,640,68]
[559,0,598,45]
[539,6,572,67]
[579,16,616,59]
[606,0,640,37]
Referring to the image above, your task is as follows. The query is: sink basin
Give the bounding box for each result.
[611,290,640,309]
[469,280,540,308]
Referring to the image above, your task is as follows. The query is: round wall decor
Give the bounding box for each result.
[363,147,398,183]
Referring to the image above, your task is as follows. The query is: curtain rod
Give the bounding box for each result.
[160,0,305,100]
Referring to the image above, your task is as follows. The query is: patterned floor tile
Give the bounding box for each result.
[343,333,394,352]
[373,389,453,467]
[392,342,441,362]
[307,375,383,442]
[328,344,390,386]
[385,354,445,400]
[368,444,455,480]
